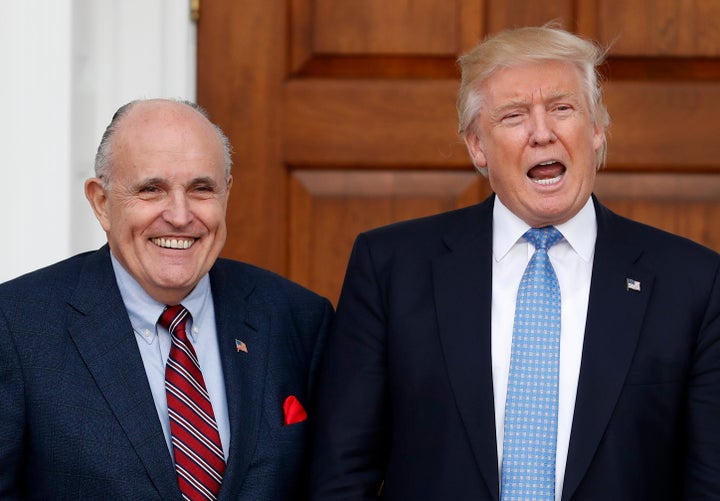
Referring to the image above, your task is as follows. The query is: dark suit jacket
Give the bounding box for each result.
[310,195,720,500]
[0,245,333,500]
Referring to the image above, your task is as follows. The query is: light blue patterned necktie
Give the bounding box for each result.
[501,226,563,501]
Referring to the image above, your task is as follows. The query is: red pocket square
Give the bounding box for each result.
[283,395,307,425]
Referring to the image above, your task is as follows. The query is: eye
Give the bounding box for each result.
[501,111,525,125]
[552,103,574,114]
[189,183,219,199]
[136,183,165,200]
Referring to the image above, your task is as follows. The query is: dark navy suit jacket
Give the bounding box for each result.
[310,195,720,500]
[0,245,332,500]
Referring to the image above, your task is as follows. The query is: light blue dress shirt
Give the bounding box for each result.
[110,252,231,461]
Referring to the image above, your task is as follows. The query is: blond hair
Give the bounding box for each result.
[457,25,610,172]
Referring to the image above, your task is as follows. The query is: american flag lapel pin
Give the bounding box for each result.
[235,339,248,353]
[626,278,641,292]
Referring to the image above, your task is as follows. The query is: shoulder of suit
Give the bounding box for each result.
[363,200,490,240]
[0,249,105,320]
[211,258,330,305]
[0,249,97,294]
[605,206,719,258]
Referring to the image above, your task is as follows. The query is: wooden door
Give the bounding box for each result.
[197,0,720,304]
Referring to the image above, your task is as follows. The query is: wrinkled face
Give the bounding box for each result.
[85,101,232,305]
[464,60,604,228]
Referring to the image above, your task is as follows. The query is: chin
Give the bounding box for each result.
[528,206,572,227]
[152,273,199,291]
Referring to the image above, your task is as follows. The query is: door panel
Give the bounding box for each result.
[284,80,465,166]
[595,173,720,250]
[198,0,720,304]
[311,0,459,55]
[604,82,720,168]
[595,0,720,56]
[289,170,489,300]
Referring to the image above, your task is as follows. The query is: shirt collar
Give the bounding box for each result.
[492,196,597,262]
[110,251,213,341]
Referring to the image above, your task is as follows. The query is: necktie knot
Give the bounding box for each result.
[524,226,562,251]
[158,304,190,336]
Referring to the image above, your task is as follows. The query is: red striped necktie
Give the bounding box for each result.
[160,304,225,500]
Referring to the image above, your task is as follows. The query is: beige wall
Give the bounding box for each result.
[0,0,196,282]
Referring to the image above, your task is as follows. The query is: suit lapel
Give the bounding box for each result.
[561,200,654,500]
[210,263,269,499]
[66,246,179,500]
[433,198,500,500]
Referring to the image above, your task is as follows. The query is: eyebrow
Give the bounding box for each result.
[130,176,223,190]
[490,91,579,118]
[544,90,578,103]
[131,177,166,190]
[492,99,529,113]
[187,176,219,187]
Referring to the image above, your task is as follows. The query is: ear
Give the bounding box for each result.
[226,174,233,193]
[463,129,487,170]
[84,178,111,232]
[592,122,604,152]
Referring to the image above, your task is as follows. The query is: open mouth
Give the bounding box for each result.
[528,160,566,186]
[151,237,196,249]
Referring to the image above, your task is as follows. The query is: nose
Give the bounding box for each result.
[528,110,557,146]
[163,189,193,227]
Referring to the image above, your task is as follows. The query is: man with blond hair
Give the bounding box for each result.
[311,26,720,500]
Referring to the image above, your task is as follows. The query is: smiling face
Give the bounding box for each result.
[85,100,232,304]
[464,60,604,228]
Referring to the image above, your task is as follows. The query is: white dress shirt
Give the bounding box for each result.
[491,197,596,500]
[110,253,231,462]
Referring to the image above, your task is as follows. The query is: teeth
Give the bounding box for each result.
[533,174,563,185]
[152,237,195,249]
[538,160,556,166]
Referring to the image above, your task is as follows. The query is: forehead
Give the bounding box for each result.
[112,103,226,179]
[481,60,584,104]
